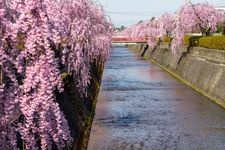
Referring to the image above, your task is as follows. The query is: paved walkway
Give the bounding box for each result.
[88,46,225,150]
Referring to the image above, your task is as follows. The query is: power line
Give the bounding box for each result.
[113,21,137,23]
[106,11,174,13]
[106,10,175,16]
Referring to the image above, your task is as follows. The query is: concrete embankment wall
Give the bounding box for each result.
[57,59,104,150]
[128,43,225,109]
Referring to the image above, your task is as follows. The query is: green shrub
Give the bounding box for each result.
[184,35,225,50]
[198,36,225,50]
[184,35,202,47]
[161,35,173,43]
[184,35,191,46]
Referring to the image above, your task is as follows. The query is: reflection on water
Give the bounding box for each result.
[88,46,225,150]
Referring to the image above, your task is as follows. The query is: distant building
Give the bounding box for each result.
[215,6,225,35]
[215,6,225,11]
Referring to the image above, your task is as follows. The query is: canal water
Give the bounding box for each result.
[88,46,225,150]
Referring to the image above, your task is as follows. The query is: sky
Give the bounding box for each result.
[93,0,225,27]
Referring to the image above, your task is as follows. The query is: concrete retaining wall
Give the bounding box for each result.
[57,59,104,150]
[128,43,225,108]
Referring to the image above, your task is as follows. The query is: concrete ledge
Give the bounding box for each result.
[127,43,225,109]
[190,47,225,64]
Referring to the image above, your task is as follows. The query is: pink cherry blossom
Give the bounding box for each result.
[171,1,224,52]
[0,0,112,149]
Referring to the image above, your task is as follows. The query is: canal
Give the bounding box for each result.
[88,46,225,150]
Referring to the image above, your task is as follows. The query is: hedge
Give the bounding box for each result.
[160,35,173,43]
[184,35,225,50]
[184,35,202,47]
[198,36,225,50]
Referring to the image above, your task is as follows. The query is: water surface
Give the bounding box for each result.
[88,46,225,150]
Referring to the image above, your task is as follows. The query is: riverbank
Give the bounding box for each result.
[58,59,104,150]
[128,43,225,109]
